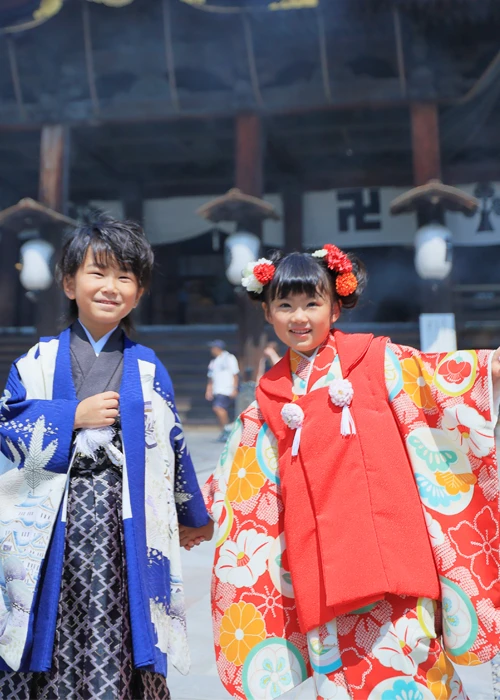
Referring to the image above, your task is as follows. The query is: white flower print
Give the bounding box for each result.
[314,673,351,700]
[424,510,445,547]
[441,404,494,458]
[215,528,273,588]
[372,617,431,675]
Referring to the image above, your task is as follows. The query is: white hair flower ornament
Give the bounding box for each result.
[241,258,275,294]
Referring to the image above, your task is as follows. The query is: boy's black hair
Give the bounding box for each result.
[247,250,367,311]
[56,215,154,332]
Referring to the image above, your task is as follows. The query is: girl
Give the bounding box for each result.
[184,246,500,700]
[0,217,211,699]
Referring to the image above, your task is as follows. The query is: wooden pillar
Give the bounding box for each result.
[410,102,443,226]
[234,113,266,380]
[411,102,440,186]
[410,103,452,316]
[283,180,303,253]
[39,125,70,214]
[235,113,263,202]
[37,124,71,336]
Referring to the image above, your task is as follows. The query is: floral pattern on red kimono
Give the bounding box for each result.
[203,334,500,700]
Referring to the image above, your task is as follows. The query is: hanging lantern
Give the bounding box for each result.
[224,231,260,286]
[19,239,55,291]
[414,223,453,281]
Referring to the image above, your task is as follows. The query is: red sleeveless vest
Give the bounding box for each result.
[256,331,440,633]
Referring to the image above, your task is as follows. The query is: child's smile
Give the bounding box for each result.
[264,292,339,356]
[63,249,143,340]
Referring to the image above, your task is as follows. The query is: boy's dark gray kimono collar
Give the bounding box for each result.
[70,322,124,400]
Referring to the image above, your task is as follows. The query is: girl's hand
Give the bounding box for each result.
[179,521,214,550]
[74,391,119,429]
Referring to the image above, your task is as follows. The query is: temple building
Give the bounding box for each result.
[0,0,500,420]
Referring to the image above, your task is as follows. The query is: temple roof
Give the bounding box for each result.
[0,0,498,126]
[0,0,499,203]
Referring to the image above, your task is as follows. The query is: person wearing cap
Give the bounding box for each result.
[205,340,239,442]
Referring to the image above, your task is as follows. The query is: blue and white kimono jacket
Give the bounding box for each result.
[0,328,209,676]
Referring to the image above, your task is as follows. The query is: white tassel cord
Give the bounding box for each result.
[340,405,356,436]
[291,426,302,456]
[74,426,115,460]
[104,441,124,467]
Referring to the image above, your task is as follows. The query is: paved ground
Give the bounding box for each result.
[168,427,316,700]
[169,427,495,700]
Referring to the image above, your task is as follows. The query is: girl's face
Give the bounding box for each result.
[264,291,339,356]
[63,249,143,339]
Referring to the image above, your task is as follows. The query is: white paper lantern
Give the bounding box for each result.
[414,223,453,280]
[19,239,55,291]
[224,231,260,286]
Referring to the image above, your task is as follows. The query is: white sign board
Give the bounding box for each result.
[303,187,416,248]
[93,182,500,249]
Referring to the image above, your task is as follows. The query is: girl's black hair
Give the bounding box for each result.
[247,250,367,311]
[56,215,154,332]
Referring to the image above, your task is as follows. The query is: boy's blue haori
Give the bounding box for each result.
[0,327,209,676]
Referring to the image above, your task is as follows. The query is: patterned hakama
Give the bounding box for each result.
[0,437,170,700]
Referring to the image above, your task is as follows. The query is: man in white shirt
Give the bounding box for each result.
[205,340,239,442]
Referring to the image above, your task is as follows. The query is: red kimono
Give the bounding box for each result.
[204,332,500,700]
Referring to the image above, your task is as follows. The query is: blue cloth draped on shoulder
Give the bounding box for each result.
[0,328,209,676]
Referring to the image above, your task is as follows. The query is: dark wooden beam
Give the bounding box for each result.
[410,102,441,186]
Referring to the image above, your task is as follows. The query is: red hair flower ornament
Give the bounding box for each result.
[312,244,358,297]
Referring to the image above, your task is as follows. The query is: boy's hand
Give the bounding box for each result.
[74,391,119,429]
[179,521,214,550]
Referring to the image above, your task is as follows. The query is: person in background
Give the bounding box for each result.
[256,340,281,383]
[205,339,239,442]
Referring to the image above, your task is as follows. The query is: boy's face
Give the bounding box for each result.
[263,292,339,357]
[63,249,143,338]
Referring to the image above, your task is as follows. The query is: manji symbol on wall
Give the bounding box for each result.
[337,189,382,233]
[474,183,500,233]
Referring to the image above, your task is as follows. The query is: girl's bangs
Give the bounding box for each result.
[272,276,328,301]
[268,254,332,301]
